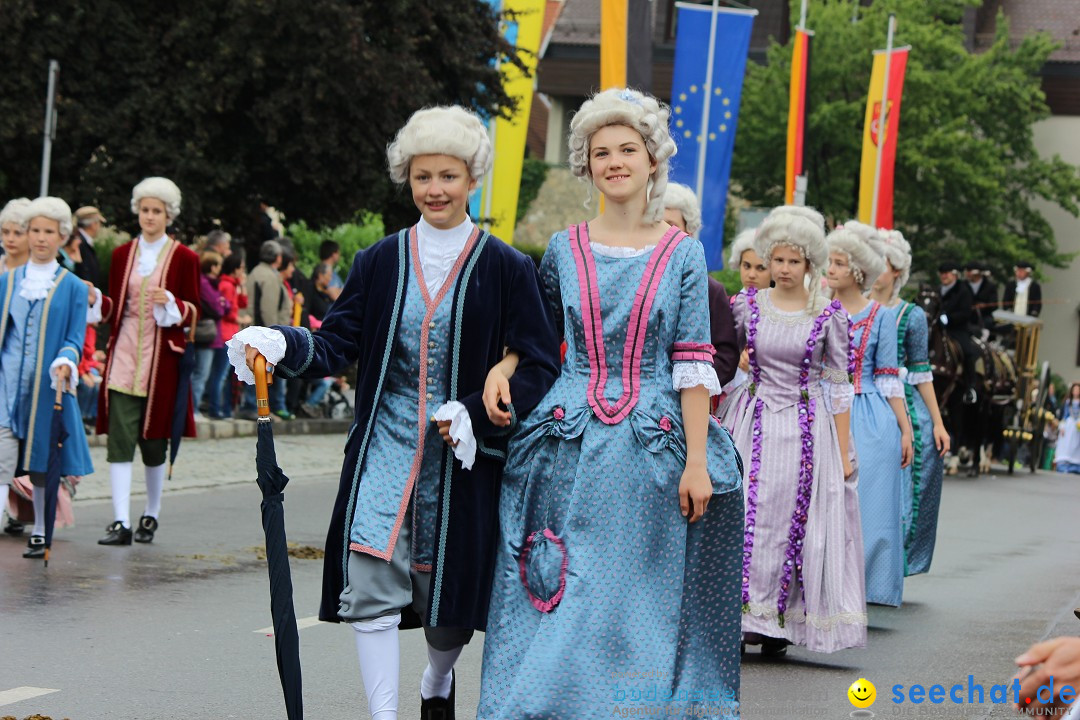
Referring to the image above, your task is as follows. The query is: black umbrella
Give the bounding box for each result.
[254,355,303,719]
[169,329,198,479]
[42,384,69,567]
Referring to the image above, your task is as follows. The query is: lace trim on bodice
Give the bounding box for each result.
[759,290,830,326]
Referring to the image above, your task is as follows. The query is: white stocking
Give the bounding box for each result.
[144,463,166,519]
[31,485,45,537]
[421,643,463,700]
[0,484,9,522]
[110,462,133,527]
[352,614,401,720]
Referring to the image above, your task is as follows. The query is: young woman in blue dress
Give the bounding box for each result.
[477,88,744,719]
[826,221,913,606]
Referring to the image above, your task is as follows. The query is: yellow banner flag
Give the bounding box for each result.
[857,47,909,228]
[478,0,544,244]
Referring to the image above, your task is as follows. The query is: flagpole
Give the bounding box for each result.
[793,0,809,206]
[870,13,895,228]
[694,0,721,204]
[39,60,60,197]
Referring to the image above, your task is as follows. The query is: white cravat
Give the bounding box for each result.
[416,216,474,297]
[19,260,59,301]
[136,235,169,277]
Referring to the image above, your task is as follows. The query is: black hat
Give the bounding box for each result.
[1015,260,1034,270]
[938,261,961,274]
[963,261,984,272]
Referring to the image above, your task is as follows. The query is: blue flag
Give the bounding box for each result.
[670,5,756,270]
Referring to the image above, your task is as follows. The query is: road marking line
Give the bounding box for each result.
[0,687,60,707]
[254,615,323,634]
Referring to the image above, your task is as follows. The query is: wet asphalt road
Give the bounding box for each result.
[0,439,1078,720]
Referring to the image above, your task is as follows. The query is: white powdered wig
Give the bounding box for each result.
[753,205,828,271]
[0,197,31,229]
[662,182,702,236]
[24,196,74,237]
[568,87,677,224]
[131,177,182,219]
[828,220,887,292]
[727,228,757,267]
[879,228,912,300]
[386,106,494,185]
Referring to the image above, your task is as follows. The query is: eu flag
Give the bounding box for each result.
[670,4,756,270]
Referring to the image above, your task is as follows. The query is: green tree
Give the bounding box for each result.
[732,0,1080,278]
[0,0,524,248]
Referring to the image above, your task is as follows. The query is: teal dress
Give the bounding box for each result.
[894,301,944,576]
[479,224,744,719]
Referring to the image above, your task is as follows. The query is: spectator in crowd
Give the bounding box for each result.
[307,262,335,323]
[191,251,230,420]
[965,260,998,336]
[318,239,344,296]
[72,205,105,287]
[206,229,233,258]
[213,254,248,418]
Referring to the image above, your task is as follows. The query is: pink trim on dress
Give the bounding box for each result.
[850,301,881,395]
[569,223,685,425]
[518,528,568,613]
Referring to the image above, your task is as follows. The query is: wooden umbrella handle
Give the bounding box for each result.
[254,354,273,418]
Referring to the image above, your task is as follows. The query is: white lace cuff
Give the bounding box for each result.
[906,371,934,386]
[432,401,477,470]
[86,286,103,323]
[672,362,722,395]
[875,374,905,399]
[153,290,182,327]
[227,326,288,385]
[829,383,854,414]
[49,357,79,394]
[722,367,748,395]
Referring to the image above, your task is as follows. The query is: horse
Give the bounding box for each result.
[916,285,1015,475]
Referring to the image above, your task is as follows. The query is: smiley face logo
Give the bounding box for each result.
[848,678,876,708]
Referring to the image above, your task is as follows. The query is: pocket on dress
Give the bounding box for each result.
[518,528,568,613]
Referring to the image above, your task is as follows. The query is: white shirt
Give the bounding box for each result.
[416,216,475,296]
[136,234,170,277]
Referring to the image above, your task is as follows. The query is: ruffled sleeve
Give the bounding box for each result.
[226,326,287,384]
[153,290,183,327]
[432,401,477,470]
[670,240,721,395]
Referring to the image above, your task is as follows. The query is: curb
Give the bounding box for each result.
[85,417,352,446]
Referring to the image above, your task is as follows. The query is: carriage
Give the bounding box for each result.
[919,287,1052,475]
[991,310,1053,474]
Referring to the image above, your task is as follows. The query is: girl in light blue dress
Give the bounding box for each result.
[869,230,950,576]
[478,88,744,720]
[827,221,912,607]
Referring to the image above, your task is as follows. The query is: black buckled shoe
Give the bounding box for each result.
[98,521,133,546]
[133,515,159,544]
[420,671,455,720]
[23,535,46,559]
[4,516,25,536]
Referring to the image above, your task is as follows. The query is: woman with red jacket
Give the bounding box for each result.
[210,254,248,418]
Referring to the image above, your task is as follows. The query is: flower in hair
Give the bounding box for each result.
[619,89,642,105]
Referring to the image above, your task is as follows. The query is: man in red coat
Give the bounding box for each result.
[96,177,200,546]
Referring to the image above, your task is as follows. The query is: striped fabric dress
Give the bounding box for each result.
[730,289,867,653]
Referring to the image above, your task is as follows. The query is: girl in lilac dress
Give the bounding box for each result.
[869,229,949,576]
[827,221,913,607]
[730,205,867,655]
[478,88,744,719]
